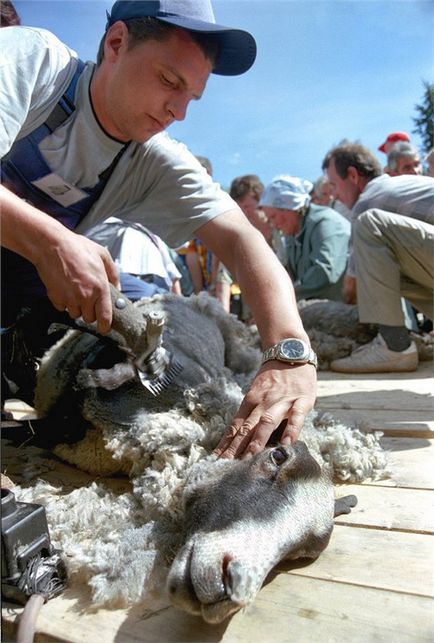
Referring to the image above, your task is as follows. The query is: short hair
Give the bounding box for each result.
[0,0,21,26]
[313,174,330,194]
[322,142,382,180]
[229,174,264,202]
[195,156,213,176]
[96,17,219,67]
[387,142,420,171]
[425,147,434,164]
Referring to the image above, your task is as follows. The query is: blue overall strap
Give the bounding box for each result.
[0,59,130,326]
[1,58,129,228]
[44,60,86,133]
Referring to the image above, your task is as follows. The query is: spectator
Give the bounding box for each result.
[0,0,20,27]
[323,142,434,373]
[1,0,317,458]
[378,131,411,155]
[86,218,182,296]
[424,147,434,177]
[312,174,352,220]
[215,174,270,317]
[177,155,214,294]
[260,175,351,302]
[386,142,422,176]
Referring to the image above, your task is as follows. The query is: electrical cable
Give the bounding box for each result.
[16,593,45,643]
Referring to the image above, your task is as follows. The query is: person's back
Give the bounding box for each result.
[353,173,434,222]
[87,218,181,295]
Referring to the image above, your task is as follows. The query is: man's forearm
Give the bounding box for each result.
[0,185,68,263]
[198,210,309,348]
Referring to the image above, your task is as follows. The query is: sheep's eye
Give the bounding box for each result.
[270,447,288,466]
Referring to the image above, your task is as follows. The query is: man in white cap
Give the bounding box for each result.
[260,175,351,302]
[0,1,317,458]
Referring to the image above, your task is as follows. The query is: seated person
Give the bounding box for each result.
[323,142,433,373]
[176,238,212,294]
[215,174,270,318]
[312,174,352,220]
[87,218,181,298]
[260,175,351,302]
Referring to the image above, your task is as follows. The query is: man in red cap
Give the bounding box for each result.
[378,131,411,154]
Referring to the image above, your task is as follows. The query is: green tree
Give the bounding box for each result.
[412,80,434,153]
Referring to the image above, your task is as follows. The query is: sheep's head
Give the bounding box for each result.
[167,441,341,624]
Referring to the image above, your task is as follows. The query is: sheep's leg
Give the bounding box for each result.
[334,495,358,517]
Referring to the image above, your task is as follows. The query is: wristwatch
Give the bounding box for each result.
[262,338,318,369]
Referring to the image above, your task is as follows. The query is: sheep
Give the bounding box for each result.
[298,299,433,369]
[3,292,387,620]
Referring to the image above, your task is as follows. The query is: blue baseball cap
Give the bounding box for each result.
[106,0,257,76]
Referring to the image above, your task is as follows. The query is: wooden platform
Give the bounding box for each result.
[2,362,434,642]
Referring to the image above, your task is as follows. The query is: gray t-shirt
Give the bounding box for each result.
[0,26,235,248]
[346,173,434,276]
[352,174,434,224]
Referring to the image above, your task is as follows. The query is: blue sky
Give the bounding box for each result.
[14,0,434,188]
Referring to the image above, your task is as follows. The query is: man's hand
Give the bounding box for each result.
[1,185,119,334]
[343,275,357,304]
[35,230,120,334]
[214,361,317,459]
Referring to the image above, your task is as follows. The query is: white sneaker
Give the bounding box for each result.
[330,334,418,373]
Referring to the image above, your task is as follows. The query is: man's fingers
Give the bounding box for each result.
[101,249,120,289]
[51,299,66,312]
[213,420,255,459]
[93,288,113,334]
[280,397,312,445]
[214,399,293,460]
[66,305,82,320]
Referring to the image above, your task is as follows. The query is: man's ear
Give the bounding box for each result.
[346,166,360,185]
[104,21,129,62]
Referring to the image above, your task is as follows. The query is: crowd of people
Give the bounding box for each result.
[1,0,433,459]
[90,131,433,379]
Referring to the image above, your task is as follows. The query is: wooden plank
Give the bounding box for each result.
[334,485,434,533]
[314,407,434,437]
[282,525,434,598]
[316,388,433,411]
[227,575,434,643]
[376,438,434,490]
[318,360,433,384]
[3,569,434,642]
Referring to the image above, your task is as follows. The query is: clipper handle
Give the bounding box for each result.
[109,285,149,355]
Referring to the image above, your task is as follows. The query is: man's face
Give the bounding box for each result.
[93,23,212,143]
[326,159,361,209]
[396,156,422,175]
[262,207,301,236]
[237,193,259,219]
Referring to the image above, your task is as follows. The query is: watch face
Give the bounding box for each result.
[280,339,306,360]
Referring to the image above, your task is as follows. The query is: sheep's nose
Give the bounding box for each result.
[222,555,256,605]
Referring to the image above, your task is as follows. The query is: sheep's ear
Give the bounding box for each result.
[334,495,357,517]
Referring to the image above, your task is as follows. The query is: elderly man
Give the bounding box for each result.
[323,142,434,373]
[387,142,422,176]
[378,131,411,155]
[260,175,351,302]
[1,0,317,458]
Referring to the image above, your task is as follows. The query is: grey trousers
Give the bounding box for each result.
[353,209,434,325]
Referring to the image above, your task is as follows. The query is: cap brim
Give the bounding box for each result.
[157,15,257,76]
[378,143,387,153]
